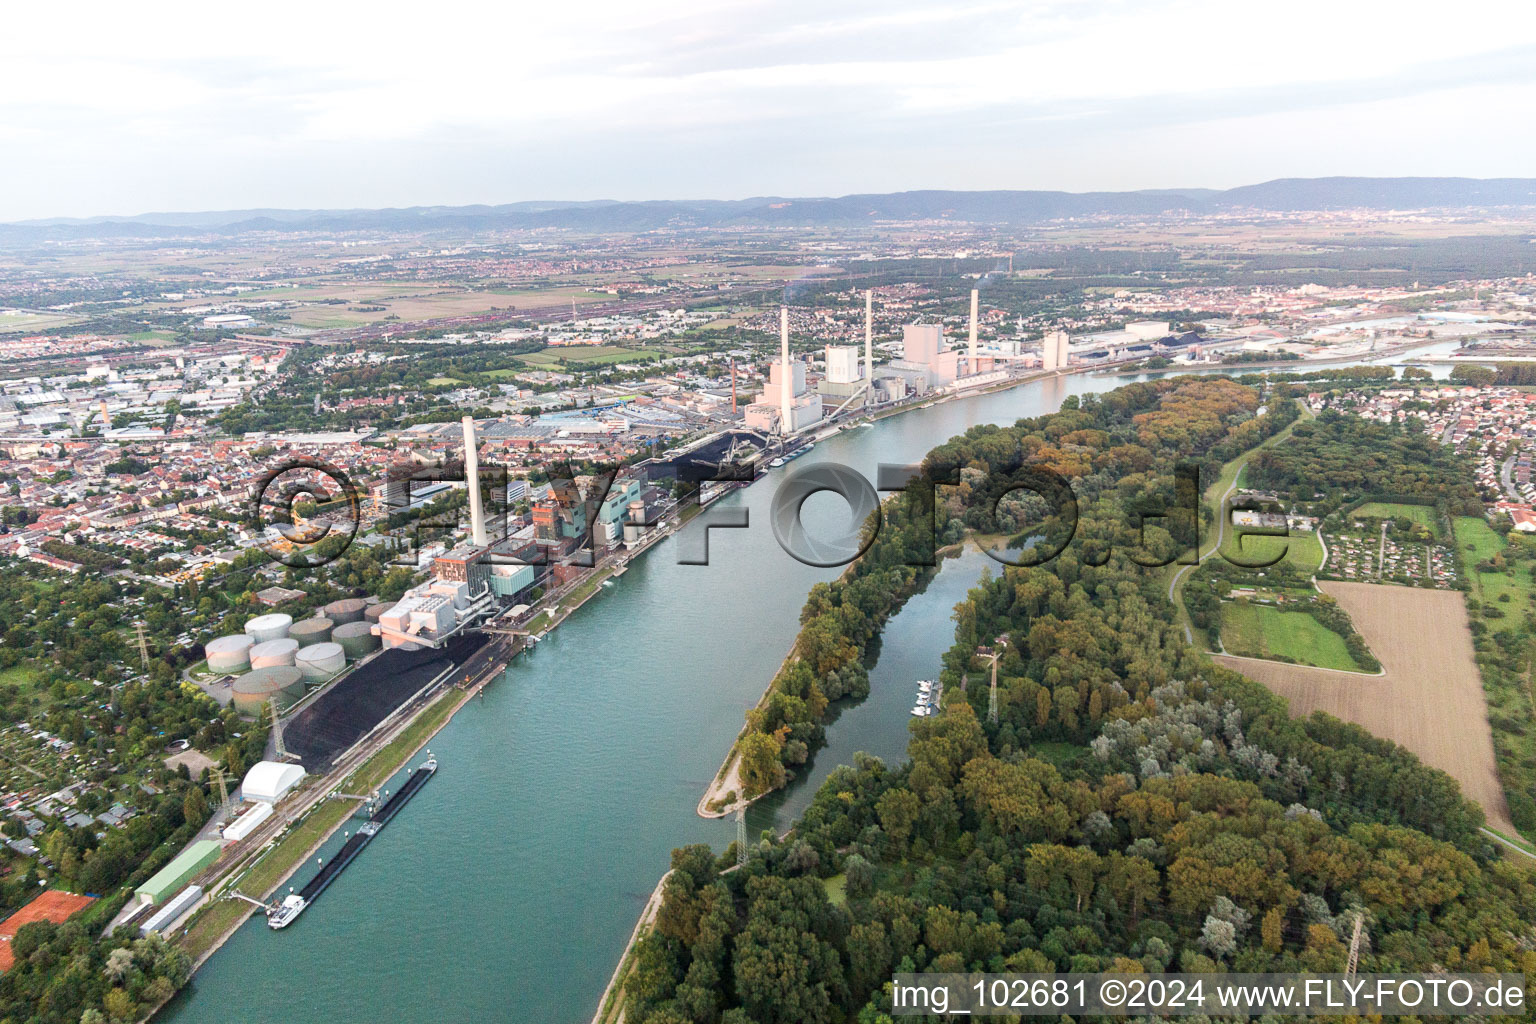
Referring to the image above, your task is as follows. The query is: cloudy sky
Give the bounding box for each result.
[5,0,1536,220]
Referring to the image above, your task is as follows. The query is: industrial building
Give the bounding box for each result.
[242,760,305,804]
[1042,330,1071,372]
[221,802,274,843]
[139,885,202,937]
[744,307,824,435]
[135,839,222,905]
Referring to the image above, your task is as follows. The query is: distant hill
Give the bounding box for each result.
[6,178,1536,240]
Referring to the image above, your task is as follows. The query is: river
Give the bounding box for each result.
[160,353,1453,1024]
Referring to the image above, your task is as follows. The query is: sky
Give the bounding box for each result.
[5,0,1536,221]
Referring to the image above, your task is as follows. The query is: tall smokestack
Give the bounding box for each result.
[462,415,488,547]
[730,358,737,414]
[968,289,979,371]
[860,290,872,389]
[779,305,792,434]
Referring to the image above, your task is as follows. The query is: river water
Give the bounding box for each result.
[161,354,1451,1024]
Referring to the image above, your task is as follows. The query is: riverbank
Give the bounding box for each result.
[164,355,1209,1024]
[162,679,478,1001]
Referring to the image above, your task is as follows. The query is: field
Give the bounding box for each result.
[0,311,82,333]
[1455,516,1535,607]
[1223,530,1325,573]
[1214,580,1517,836]
[1355,502,1439,531]
[1220,602,1362,671]
[249,283,618,330]
[518,346,656,367]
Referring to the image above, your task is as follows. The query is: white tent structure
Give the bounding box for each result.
[241,761,305,804]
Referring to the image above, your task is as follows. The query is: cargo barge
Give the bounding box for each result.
[268,752,437,929]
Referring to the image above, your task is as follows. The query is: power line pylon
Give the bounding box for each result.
[988,653,999,726]
[270,699,289,760]
[1345,911,1367,978]
[736,807,748,869]
[211,765,230,811]
[134,621,151,671]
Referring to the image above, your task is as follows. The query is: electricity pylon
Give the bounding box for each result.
[134,622,151,671]
[1345,912,1367,978]
[270,700,288,760]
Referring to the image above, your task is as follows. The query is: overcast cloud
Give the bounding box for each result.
[4,0,1536,220]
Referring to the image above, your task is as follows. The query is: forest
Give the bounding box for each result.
[1243,410,1483,518]
[622,376,1536,1024]
[731,378,1297,802]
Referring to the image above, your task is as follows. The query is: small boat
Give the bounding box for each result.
[910,705,934,717]
[769,457,785,467]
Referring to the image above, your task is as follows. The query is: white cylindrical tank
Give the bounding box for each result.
[249,638,299,669]
[295,642,345,681]
[204,634,255,673]
[244,613,293,643]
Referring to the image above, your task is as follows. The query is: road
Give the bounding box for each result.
[1168,470,1245,643]
[1502,455,1522,502]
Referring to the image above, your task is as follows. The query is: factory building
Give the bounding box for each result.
[242,760,305,804]
[1042,330,1071,372]
[376,577,495,649]
[817,344,866,402]
[135,840,222,906]
[744,307,823,435]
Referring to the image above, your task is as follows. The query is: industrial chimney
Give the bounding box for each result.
[779,305,792,434]
[968,289,979,371]
[864,290,873,397]
[461,415,488,547]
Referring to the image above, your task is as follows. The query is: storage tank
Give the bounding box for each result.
[364,602,395,624]
[231,666,305,716]
[243,613,293,643]
[249,638,299,669]
[288,617,334,647]
[295,642,345,681]
[204,634,254,674]
[323,598,367,625]
[333,621,380,660]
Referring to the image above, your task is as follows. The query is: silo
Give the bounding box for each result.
[204,634,254,674]
[288,618,334,647]
[231,666,305,716]
[364,602,395,624]
[624,499,646,544]
[295,642,345,681]
[249,638,299,669]
[244,613,293,643]
[333,621,380,660]
[323,598,367,625]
